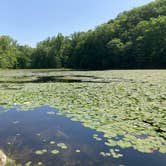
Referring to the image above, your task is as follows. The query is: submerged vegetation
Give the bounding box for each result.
[0,69,166,159]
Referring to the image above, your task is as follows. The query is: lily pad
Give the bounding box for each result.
[51,149,60,155]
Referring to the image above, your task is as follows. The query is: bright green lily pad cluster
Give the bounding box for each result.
[35,149,47,155]
[35,141,68,156]
[100,149,123,158]
[57,143,68,149]
[0,69,166,154]
[50,149,59,155]
[50,141,56,145]
[93,134,102,141]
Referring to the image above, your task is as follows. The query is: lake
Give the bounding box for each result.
[0,106,165,166]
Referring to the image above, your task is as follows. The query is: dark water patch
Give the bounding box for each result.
[142,120,166,140]
[32,76,117,83]
[67,75,100,79]
[0,74,136,84]
[0,106,165,166]
[0,76,105,83]
[134,134,149,139]
[34,76,82,83]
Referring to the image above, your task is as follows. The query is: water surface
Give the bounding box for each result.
[0,106,165,166]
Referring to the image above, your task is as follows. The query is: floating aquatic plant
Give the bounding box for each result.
[50,141,56,145]
[37,162,43,165]
[25,161,32,166]
[100,149,123,158]
[0,70,166,155]
[93,134,102,141]
[57,143,68,149]
[35,149,47,155]
[51,149,59,155]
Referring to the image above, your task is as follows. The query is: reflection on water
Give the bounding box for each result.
[0,106,165,166]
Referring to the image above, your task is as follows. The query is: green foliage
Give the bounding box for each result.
[17,45,33,68]
[0,36,33,69]
[0,0,166,69]
[32,33,69,68]
[0,36,19,68]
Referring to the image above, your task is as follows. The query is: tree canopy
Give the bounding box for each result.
[0,0,166,69]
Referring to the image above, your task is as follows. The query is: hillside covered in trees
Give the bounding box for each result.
[0,0,166,69]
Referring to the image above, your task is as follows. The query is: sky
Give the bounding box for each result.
[0,0,154,47]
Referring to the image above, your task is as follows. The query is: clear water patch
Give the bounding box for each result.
[0,106,165,166]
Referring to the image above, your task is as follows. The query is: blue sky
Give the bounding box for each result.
[0,0,154,46]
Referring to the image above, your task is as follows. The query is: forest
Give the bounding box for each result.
[0,0,166,165]
[0,0,166,69]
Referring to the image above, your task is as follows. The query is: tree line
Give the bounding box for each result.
[0,0,166,69]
